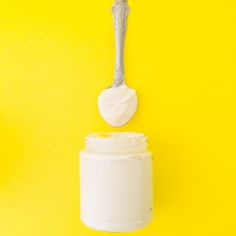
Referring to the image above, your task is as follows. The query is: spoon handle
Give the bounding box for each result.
[112,0,129,86]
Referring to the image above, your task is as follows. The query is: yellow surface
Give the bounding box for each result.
[0,0,236,235]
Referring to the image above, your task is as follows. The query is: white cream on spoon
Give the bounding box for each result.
[98,0,138,127]
[98,84,137,127]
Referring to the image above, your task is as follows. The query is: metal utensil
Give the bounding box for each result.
[112,0,130,87]
[97,0,138,127]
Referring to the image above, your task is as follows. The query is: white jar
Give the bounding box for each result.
[80,132,153,232]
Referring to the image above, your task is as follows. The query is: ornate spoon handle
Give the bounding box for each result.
[112,0,130,86]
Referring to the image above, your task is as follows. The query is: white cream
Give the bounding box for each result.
[98,84,138,127]
[80,132,153,232]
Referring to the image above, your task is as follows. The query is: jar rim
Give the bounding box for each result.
[85,132,148,154]
[87,132,146,142]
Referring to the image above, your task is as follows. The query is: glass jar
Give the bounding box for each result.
[80,132,153,232]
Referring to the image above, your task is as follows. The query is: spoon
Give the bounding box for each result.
[98,0,138,127]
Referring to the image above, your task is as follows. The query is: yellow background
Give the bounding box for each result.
[0,0,236,235]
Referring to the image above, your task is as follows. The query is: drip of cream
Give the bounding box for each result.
[98,84,138,127]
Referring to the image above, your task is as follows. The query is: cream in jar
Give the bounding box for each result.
[80,132,153,232]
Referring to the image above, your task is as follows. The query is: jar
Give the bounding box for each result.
[80,132,153,232]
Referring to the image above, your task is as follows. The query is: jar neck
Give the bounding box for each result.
[86,132,147,154]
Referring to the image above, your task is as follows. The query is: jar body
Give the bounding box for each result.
[80,142,153,232]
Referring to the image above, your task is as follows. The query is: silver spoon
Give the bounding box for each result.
[98,0,138,127]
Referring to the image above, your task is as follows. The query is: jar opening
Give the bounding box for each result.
[86,132,147,154]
